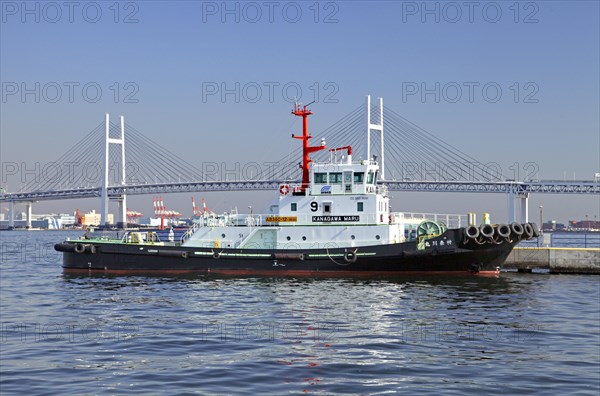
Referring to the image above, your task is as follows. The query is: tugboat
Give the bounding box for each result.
[55,104,538,275]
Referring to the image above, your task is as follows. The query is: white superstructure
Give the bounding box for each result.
[182,101,453,250]
[184,158,417,250]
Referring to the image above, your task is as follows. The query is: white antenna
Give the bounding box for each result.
[366,95,385,179]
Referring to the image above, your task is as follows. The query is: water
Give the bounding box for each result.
[1,231,599,395]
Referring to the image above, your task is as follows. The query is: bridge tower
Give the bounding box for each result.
[508,185,529,224]
[8,201,14,228]
[366,95,385,179]
[518,192,529,223]
[101,113,127,227]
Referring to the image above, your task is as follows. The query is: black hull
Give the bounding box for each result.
[56,229,519,276]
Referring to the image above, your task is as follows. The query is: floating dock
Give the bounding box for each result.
[504,247,600,274]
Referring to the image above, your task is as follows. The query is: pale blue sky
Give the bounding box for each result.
[1,1,599,222]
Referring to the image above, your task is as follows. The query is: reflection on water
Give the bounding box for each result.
[1,231,598,395]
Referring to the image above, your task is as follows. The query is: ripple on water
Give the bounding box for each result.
[0,232,599,395]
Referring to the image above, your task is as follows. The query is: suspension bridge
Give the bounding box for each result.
[1,96,598,228]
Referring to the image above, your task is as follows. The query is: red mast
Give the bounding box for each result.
[292,103,326,188]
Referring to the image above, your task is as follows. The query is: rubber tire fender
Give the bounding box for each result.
[466,225,480,239]
[497,224,511,238]
[344,250,358,263]
[511,222,524,237]
[523,223,534,238]
[480,224,495,239]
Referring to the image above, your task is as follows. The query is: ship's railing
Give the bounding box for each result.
[312,159,378,166]
[86,229,123,241]
[120,230,164,244]
[180,222,202,244]
[376,185,388,196]
[399,212,467,228]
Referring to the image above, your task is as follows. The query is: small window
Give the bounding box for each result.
[314,173,327,184]
[291,203,297,211]
[354,172,364,183]
[357,202,364,212]
[345,185,352,192]
[329,173,342,184]
[324,203,332,213]
[367,171,375,184]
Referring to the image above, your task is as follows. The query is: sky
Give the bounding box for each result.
[1,0,599,223]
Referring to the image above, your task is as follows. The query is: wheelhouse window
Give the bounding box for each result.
[357,202,364,212]
[367,171,375,184]
[314,173,327,184]
[353,172,364,183]
[291,203,297,211]
[329,173,342,184]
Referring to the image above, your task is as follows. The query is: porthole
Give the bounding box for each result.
[286,236,291,241]
[375,235,380,240]
[302,236,307,241]
[221,233,226,238]
[351,235,355,240]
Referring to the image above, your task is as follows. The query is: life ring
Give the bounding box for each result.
[343,250,358,263]
[279,184,290,195]
[213,250,221,259]
[181,251,189,259]
[88,245,97,254]
[74,243,86,254]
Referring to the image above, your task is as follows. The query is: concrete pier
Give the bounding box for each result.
[504,247,600,274]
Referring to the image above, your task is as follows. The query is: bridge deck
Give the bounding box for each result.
[1,180,598,202]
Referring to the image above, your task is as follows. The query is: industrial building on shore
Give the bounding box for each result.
[0,210,183,230]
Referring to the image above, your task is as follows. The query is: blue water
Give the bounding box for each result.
[1,231,599,395]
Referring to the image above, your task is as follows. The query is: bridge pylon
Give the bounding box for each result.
[519,192,529,223]
[8,201,14,228]
[366,95,385,179]
[101,113,127,227]
[508,184,530,224]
